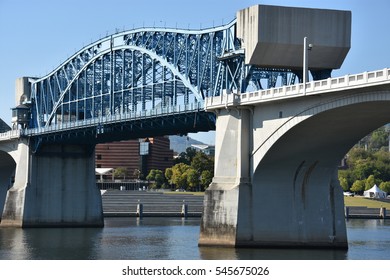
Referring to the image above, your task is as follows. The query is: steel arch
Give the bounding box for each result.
[43,45,205,128]
[30,20,296,130]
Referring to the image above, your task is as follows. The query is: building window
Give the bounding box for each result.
[140,142,149,155]
[97,164,101,168]
[97,154,102,160]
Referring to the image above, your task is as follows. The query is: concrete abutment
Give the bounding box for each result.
[0,141,103,227]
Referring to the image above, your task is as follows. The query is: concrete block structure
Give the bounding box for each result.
[236,5,351,70]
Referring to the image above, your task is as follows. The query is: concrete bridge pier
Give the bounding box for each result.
[199,106,348,248]
[199,108,253,246]
[0,141,103,227]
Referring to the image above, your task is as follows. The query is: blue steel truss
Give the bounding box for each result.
[30,19,296,134]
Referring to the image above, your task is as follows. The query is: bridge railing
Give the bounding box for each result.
[205,68,390,108]
[0,130,21,140]
[24,102,203,136]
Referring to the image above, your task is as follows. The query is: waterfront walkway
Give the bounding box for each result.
[101,190,204,217]
[345,206,390,219]
[101,190,389,219]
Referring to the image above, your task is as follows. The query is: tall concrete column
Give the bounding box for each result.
[1,142,103,227]
[199,108,252,246]
[0,151,16,218]
[0,141,29,226]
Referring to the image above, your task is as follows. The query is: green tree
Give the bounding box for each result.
[191,152,213,172]
[368,127,389,151]
[113,167,127,180]
[350,179,365,194]
[379,181,390,193]
[339,126,390,192]
[187,168,200,191]
[146,169,164,189]
[200,170,213,190]
[174,147,197,165]
[166,148,215,191]
[170,163,191,190]
[339,176,349,191]
[165,168,173,186]
[365,175,376,191]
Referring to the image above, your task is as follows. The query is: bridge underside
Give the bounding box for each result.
[200,96,390,248]
[29,111,215,150]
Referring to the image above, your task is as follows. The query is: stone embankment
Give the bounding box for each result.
[345,206,389,219]
[101,190,390,219]
[101,190,203,217]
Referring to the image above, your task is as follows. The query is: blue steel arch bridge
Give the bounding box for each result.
[23,19,319,150]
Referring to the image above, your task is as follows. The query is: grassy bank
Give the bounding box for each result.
[344,196,390,208]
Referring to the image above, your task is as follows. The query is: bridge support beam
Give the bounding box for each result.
[0,142,103,227]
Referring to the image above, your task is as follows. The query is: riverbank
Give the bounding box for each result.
[101,190,203,217]
[344,196,390,219]
[101,190,390,218]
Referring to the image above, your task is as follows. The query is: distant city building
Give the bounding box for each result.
[191,144,215,156]
[95,136,173,180]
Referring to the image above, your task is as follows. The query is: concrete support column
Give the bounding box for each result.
[199,108,252,247]
[0,141,29,227]
[1,143,103,227]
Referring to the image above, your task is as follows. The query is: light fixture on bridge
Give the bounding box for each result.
[11,103,31,129]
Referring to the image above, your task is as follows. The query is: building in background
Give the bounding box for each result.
[191,144,215,156]
[95,136,173,180]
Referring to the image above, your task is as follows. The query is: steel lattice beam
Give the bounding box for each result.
[28,20,296,138]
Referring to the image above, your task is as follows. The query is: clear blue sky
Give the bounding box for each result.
[0,0,389,144]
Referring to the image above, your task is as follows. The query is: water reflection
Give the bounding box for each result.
[0,218,389,260]
[0,227,102,259]
[97,217,201,260]
[346,219,390,260]
[199,246,347,260]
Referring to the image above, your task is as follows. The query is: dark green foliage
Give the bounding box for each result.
[113,167,128,180]
[338,126,390,194]
[167,148,214,191]
[146,169,165,189]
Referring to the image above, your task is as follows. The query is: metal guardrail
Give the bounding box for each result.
[23,102,203,136]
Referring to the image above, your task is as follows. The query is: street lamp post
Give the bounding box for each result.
[303,37,312,95]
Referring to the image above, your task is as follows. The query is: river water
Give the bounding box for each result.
[0,218,389,260]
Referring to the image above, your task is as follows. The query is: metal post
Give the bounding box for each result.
[181,200,188,219]
[303,37,308,95]
[137,200,143,219]
[380,207,386,219]
[344,206,350,219]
